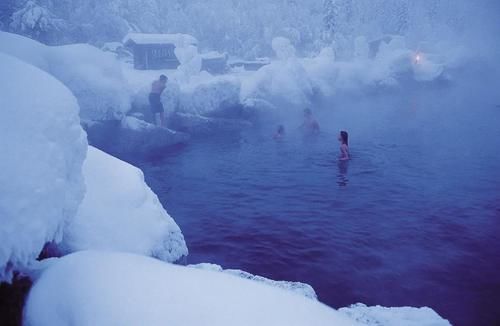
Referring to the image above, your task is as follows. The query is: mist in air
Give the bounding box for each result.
[1,1,499,326]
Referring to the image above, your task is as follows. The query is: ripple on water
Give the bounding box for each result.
[140,100,500,326]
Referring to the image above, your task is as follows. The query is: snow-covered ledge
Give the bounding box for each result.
[23,251,355,326]
[0,52,87,282]
[59,146,188,263]
[189,263,317,300]
[23,251,451,326]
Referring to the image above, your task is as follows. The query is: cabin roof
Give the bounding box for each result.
[123,33,198,47]
[200,51,227,60]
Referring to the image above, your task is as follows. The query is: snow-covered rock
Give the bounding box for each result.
[60,147,187,262]
[0,53,87,281]
[49,44,131,120]
[187,264,451,325]
[272,37,296,60]
[178,74,241,116]
[123,63,241,119]
[240,58,315,111]
[189,263,317,300]
[83,117,189,157]
[339,303,451,326]
[240,36,317,110]
[24,251,355,326]
[0,31,130,120]
[175,44,202,82]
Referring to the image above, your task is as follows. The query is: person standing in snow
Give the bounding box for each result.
[149,75,168,127]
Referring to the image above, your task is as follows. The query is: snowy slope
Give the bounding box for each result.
[0,52,87,281]
[189,263,317,300]
[0,31,130,121]
[60,147,188,262]
[339,303,451,326]
[24,251,451,326]
[24,251,356,326]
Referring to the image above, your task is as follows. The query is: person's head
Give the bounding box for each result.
[304,108,312,119]
[159,74,168,84]
[277,125,285,134]
[339,130,348,145]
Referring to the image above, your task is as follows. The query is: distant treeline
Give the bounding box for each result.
[0,0,485,58]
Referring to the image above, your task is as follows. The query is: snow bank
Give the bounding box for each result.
[123,65,181,120]
[121,35,455,132]
[189,263,317,300]
[175,45,202,82]
[0,31,130,120]
[48,44,131,120]
[0,53,87,281]
[272,36,296,60]
[0,32,458,131]
[60,147,187,262]
[339,303,451,326]
[24,251,355,326]
[241,58,315,111]
[0,28,453,140]
[241,36,451,112]
[124,64,243,122]
[178,73,241,116]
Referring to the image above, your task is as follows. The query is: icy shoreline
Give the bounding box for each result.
[23,251,451,326]
[0,30,462,158]
[0,31,455,325]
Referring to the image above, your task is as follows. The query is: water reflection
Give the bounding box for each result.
[337,160,349,187]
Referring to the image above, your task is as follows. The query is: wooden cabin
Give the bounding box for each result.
[123,33,229,74]
[123,33,198,70]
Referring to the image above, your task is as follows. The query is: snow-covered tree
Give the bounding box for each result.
[322,0,354,58]
[1,0,487,58]
[0,0,16,31]
[323,0,353,39]
[9,0,66,44]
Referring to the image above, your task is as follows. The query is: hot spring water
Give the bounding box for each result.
[138,72,500,326]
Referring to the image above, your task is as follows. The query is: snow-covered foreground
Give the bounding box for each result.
[0,52,87,281]
[60,146,187,262]
[189,263,318,300]
[24,251,451,326]
[0,31,130,121]
[340,304,451,326]
[24,251,351,326]
[0,50,187,281]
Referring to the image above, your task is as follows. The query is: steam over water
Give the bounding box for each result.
[2,0,500,325]
[135,2,500,326]
[138,66,500,326]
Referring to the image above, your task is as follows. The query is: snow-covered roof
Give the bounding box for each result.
[123,33,198,47]
[228,57,271,65]
[200,51,227,60]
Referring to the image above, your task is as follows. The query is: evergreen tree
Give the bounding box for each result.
[0,0,17,30]
[9,0,66,44]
